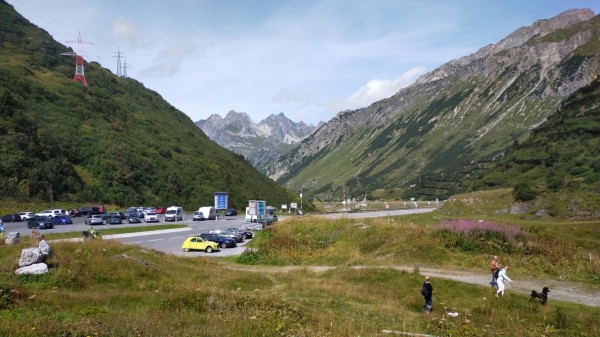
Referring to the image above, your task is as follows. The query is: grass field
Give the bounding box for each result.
[1,190,599,336]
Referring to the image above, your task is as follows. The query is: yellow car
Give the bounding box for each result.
[181,236,219,253]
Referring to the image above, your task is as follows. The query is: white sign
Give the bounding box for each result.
[281,204,288,210]
[248,200,257,215]
[290,202,298,209]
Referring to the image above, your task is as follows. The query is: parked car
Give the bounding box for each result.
[106,215,123,225]
[68,209,81,217]
[127,214,141,223]
[226,227,254,240]
[1,214,22,222]
[27,216,54,229]
[103,212,124,220]
[225,209,238,216]
[85,214,104,225]
[19,212,35,221]
[78,206,101,216]
[200,233,237,249]
[181,236,219,253]
[155,207,166,214]
[125,210,139,219]
[35,210,56,217]
[208,229,243,243]
[143,208,156,215]
[144,212,159,223]
[53,214,73,225]
[192,211,204,221]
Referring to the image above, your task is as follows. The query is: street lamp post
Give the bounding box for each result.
[300,188,303,213]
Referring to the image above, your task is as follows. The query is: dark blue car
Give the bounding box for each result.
[27,216,54,229]
[53,214,73,225]
[200,233,237,249]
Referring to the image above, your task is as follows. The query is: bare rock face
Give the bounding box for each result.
[267,9,600,199]
[196,111,318,171]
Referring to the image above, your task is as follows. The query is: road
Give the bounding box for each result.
[315,207,435,219]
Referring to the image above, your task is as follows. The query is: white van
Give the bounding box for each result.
[198,206,216,220]
[245,207,258,223]
[36,209,68,217]
[164,206,184,221]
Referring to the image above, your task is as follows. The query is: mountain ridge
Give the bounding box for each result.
[267,8,600,201]
[196,111,318,170]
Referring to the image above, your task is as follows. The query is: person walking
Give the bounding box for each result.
[490,255,499,288]
[422,276,434,313]
[496,265,512,297]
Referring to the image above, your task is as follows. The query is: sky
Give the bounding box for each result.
[6,0,600,125]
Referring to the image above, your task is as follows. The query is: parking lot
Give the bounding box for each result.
[1,212,261,257]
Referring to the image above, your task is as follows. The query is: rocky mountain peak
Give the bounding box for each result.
[195,112,318,171]
[494,8,594,52]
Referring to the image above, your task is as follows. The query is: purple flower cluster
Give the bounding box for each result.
[439,219,525,241]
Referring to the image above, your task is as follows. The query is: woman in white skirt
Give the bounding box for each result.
[496,265,512,297]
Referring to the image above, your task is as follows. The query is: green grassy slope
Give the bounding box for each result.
[468,76,600,217]
[0,1,297,210]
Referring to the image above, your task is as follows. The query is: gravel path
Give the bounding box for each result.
[225,264,600,307]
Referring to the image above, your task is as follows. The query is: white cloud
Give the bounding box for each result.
[336,66,427,111]
[112,17,138,44]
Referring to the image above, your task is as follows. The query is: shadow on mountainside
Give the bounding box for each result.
[223,264,600,307]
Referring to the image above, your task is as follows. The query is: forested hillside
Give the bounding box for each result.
[468,76,600,217]
[0,1,297,210]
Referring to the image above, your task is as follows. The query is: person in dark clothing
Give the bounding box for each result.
[422,275,433,313]
[490,255,499,288]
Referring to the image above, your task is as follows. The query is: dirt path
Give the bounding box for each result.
[223,264,600,307]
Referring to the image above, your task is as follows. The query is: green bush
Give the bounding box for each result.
[513,182,538,201]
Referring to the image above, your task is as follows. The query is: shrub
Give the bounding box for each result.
[513,182,538,201]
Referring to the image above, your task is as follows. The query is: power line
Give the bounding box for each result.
[113,47,125,77]
[62,31,93,86]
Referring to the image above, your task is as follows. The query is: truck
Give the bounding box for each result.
[266,206,278,224]
[198,206,216,220]
[245,206,278,224]
[164,206,184,222]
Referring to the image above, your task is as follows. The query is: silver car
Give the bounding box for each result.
[85,214,104,225]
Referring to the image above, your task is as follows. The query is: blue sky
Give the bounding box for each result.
[6,0,600,125]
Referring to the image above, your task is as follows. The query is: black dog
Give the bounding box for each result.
[530,287,550,305]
